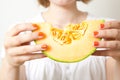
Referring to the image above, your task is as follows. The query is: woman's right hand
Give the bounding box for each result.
[3,23,47,68]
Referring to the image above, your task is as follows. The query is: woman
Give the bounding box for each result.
[0,0,120,80]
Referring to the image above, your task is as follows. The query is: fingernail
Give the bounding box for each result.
[94,31,99,36]
[100,24,105,29]
[32,24,40,31]
[94,41,99,46]
[41,44,48,50]
[36,32,46,40]
[38,32,45,37]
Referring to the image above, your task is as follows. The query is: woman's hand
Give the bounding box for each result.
[4,23,47,68]
[93,20,120,63]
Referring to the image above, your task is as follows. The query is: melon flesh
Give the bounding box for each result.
[33,20,105,63]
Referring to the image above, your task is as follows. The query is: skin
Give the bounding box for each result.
[0,0,120,80]
[93,21,120,80]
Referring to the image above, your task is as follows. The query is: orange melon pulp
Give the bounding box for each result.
[33,20,105,63]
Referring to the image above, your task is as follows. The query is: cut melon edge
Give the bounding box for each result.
[42,47,96,63]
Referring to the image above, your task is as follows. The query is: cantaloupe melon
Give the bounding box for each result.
[33,20,105,63]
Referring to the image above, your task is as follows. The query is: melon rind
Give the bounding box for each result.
[42,48,97,63]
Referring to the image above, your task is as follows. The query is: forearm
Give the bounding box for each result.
[0,59,19,80]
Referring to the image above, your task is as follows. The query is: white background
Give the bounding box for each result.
[0,0,120,50]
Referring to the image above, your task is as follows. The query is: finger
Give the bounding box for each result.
[94,41,120,49]
[5,32,45,47]
[94,29,120,40]
[8,44,48,56]
[103,38,115,41]
[104,21,120,29]
[14,53,46,64]
[18,53,47,62]
[93,50,120,57]
[6,23,37,37]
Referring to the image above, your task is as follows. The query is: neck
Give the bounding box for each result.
[43,2,86,28]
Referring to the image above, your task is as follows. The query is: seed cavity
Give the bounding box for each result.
[50,22,88,45]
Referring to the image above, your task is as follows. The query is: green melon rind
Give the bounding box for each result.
[42,47,96,63]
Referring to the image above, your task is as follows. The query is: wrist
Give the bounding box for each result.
[0,58,20,80]
[3,58,20,69]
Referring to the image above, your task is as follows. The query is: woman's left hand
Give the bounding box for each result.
[93,20,120,63]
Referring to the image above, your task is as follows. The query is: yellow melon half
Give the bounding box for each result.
[33,20,105,63]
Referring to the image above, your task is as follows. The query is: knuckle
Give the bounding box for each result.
[16,33,32,45]
[14,24,26,31]
[30,45,38,51]
[24,33,33,41]
[104,30,108,37]
[101,30,108,37]
[111,29,118,38]
[114,41,119,49]
[35,45,42,51]
[25,56,33,61]
[15,36,23,45]
[21,46,36,54]
[6,48,15,56]
[18,32,36,43]
[21,47,29,54]
[26,33,32,38]
[4,41,9,49]
[99,30,104,36]
[4,37,12,48]
[103,41,108,47]
[21,46,35,54]
[114,29,120,40]
[24,32,38,41]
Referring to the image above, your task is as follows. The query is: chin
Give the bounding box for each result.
[50,0,76,6]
